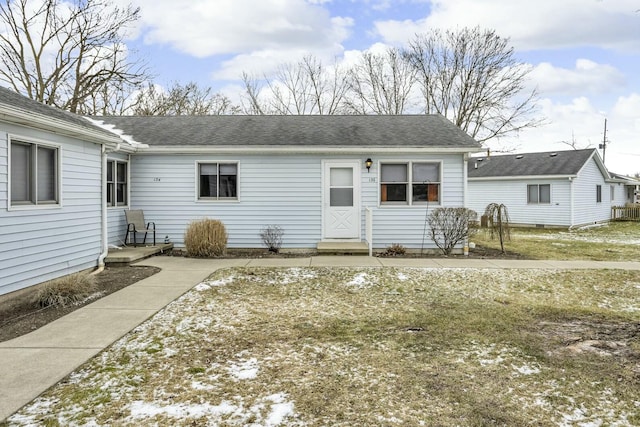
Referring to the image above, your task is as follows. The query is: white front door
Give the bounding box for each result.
[323,160,360,239]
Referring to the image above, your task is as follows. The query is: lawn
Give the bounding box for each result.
[472,221,640,261]
[7,266,640,426]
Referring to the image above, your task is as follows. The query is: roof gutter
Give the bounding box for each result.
[135,145,483,155]
[468,174,578,181]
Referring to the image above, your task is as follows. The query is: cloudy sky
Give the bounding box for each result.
[123,0,640,175]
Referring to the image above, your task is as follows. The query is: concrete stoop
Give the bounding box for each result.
[105,243,174,265]
[316,241,369,255]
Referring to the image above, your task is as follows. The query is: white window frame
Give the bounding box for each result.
[195,161,240,202]
[8,135,61,210]
[378,160,442,207]
[596,184,602,203]
[527,184,551,204]
[106,159,128,208]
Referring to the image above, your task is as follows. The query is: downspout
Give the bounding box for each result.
[568,176,575,230]
[94,143,120,274]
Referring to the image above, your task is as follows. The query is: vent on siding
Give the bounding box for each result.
[516,155,524,159]
[550,153,558,157]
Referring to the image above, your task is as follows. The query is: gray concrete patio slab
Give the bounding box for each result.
[0,348,103,421]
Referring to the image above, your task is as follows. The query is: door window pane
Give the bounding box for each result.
[330,188,353,206]
[330,167,353,186]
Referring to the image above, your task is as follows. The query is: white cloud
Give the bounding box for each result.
[374,0,640,51]
[530,59,626,96]
[492,95,640,175]
[128,0,352,58]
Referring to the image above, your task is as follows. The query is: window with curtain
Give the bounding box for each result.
[380,161,440,205]
[527,184,551,204]
[10,140,59,206]
[198,162,238,200]
[107,160,128,207]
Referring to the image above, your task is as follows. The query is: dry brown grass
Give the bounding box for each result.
[8,267,640,426]
[473,221,640,261]
[32,273,97,308]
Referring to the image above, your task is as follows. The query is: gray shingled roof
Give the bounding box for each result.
[0,86,118,140]
[468,149,598,178]
[91,114,481,149]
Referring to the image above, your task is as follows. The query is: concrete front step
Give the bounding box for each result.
[105,243,174,265]
[316,241,370,255]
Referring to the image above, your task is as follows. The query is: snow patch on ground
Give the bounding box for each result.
[228,356,260,380]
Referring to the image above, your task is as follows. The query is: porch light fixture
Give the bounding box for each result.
[365,158,373,172]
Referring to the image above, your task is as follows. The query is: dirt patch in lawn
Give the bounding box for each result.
[540,319,640,360]
[0,265,160,343]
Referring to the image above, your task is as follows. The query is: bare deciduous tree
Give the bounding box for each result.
[239,55,348,115]
[345,47,416,115]
[404,27,541,142]
[0,0,148,114]
[131,82,237,116]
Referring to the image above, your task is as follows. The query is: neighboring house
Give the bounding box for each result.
[1,87,481,296]
[609,172,640,204]
[94,115,481,251]
[0,87,135,296]
[467,149,620,227]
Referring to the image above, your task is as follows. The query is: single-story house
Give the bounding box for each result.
[1,87,482,296]
[0,87,135,296]
[467,148,625,227]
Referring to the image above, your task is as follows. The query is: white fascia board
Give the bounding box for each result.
[469,174,576,181]
[135,145,481,155]
[0,104,123,147]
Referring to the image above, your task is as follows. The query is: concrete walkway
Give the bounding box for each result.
[1,256,640,421]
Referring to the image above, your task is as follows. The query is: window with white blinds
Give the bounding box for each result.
[10,140,59,206]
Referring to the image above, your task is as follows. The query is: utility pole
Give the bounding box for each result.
[599,118,608,165]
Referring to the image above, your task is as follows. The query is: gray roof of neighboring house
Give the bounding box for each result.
[468,148,600,178]
[0,86,118,140]
[90,114,481,149]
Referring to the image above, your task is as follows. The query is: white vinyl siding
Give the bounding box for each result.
[468,156,613,227]
[0,124,102,296]
[130,153,466,250]
[468,179,571,227]
[572,159,611,226]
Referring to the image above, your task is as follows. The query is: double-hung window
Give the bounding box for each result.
[527,184,550,204]
[10,140,59,207]
[380,162,440,205]
[198,162,238,200]
[107,160,127,207]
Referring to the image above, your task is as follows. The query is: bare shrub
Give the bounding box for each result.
[184,218,228,257]
[381,243,406,257]
[428,207,478,255]
[259,225,284,253]
[33,273,97,308]
[484,203,511,254]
